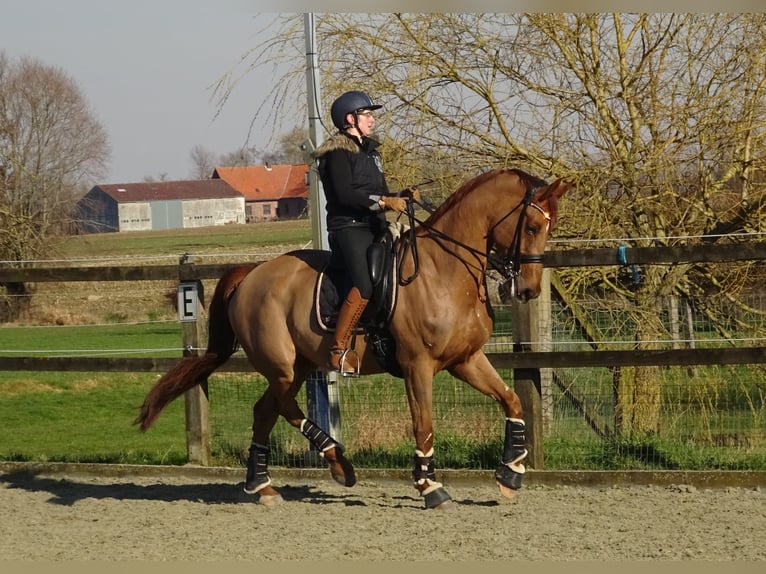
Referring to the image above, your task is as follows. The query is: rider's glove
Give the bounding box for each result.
[380,195,409,213]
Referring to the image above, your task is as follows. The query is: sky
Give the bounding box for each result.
[5,1,751,186]
[1,1,296,185]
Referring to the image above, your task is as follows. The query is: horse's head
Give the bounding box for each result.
[491,174,571,303]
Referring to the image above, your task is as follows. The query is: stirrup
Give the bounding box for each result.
[330,348,361,377]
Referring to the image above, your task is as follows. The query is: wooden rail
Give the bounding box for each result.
[1,346,764,373]
[1,240,763,283]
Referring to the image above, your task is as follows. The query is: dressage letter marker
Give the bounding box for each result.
[177,282,198,322]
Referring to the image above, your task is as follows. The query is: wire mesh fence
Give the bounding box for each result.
[208,297,766,472]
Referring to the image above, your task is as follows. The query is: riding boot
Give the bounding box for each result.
[329,286,369,376]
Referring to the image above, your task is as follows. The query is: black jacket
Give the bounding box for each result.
[313,132,390,232]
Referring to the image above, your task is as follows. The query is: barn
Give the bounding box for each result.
[212,164,309,223]
[77,179,246,233]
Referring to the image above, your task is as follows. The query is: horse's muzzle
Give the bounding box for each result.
[498,277,538,303]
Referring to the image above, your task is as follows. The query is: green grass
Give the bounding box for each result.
[0,322,183,358]
[204,366,766,471]
[0,372,187,464]
[3,326,764,469]
[0,312,187,464]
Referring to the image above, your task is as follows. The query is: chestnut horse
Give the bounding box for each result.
[136,168,570,509]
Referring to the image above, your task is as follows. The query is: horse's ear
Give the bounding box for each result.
[537,178,571,232]
[539,178,571,201]
[555,179,572,199]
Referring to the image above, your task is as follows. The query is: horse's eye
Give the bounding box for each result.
[526,225,539,236]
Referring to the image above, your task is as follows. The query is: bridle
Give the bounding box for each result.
[486,184,551,280]
[397,182,550,288]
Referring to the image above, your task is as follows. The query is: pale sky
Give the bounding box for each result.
[1,1,296,185]
[5,1,752,187]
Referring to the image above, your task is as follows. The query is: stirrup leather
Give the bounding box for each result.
[330,347,361,377]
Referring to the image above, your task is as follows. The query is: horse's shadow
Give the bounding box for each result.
[0,471,501,509]
[0,471,365,507]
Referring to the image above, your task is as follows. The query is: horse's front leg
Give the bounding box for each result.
[449,351,528,501]
[403,366,453,510]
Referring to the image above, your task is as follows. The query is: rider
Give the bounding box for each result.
[313,90,409,375]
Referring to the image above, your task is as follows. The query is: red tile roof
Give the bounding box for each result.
[94,179,241,202]
[212,164,309,201]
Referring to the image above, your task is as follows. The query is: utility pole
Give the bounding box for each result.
[304,12,329,250]
[303,13,341,447]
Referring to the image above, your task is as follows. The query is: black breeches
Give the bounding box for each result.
[329,226,376,299]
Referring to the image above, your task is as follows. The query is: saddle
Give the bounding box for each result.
[313,223,406,377]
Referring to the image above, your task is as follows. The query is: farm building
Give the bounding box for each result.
[212,164,309,222]
[77,179,246,233]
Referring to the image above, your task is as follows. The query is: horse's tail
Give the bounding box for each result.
[134,264,257,431]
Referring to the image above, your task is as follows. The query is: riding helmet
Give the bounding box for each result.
[330,90,382,131]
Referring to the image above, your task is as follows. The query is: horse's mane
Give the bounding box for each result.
[424,168,549,226]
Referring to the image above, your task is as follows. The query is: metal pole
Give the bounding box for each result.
[303,13,341,446]
[305,12,329,251]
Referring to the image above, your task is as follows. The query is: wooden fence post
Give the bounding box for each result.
[178,256,210,466]
[534,268,554,433]
[510,270,549,470]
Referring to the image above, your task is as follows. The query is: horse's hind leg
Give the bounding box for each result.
[252,365,356,493]
[279,382,356,488]
[244,387,284,506]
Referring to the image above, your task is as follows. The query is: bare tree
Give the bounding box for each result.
[274,124,309,164]
[217,146,260,167]
[189,125,309,175]
[0,52,109,319]
[189,144,218,179]
[229,14,766,436]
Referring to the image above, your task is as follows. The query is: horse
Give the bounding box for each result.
[135,167,570,510]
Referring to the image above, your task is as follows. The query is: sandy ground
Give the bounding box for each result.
[1,466,764,562]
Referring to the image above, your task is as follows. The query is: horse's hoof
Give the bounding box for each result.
[423,486,452,510]
[257,493,284,507]
[432,498,455,511]
[329,447,357,487]
[243,478,271,495]
[495,463,524,491]
[497,481,519,501]
[332,471,356,487]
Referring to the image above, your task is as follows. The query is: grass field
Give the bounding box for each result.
[0,321,188,464]
[57,219,314,261]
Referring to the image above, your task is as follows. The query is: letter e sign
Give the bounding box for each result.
[177,282,198,322]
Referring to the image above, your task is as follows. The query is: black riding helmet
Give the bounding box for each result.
[330,90,382,131]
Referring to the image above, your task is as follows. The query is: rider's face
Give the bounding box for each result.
[348,109,375,137]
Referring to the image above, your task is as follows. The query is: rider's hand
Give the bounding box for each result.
[381,195,409,213]
[398,187,421,202]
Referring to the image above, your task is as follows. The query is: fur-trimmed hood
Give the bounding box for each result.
[312,133,380,160]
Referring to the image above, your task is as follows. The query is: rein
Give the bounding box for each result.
[396,183,549,287]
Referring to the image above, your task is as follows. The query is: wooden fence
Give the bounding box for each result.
[1,242,765,467]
